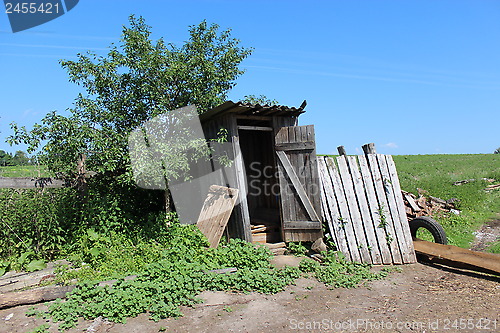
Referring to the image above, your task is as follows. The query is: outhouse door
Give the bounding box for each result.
[275,125,323,242]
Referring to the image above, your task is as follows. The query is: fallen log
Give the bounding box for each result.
[0,285,76,309]
[413,239,500,276]
[0,274,137,310]
[0,260,70,293]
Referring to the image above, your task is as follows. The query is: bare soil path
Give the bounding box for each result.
[1,260,499,333]
[470,214,500,252]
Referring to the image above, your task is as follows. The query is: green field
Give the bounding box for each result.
[393,154,500,250]
[0,165,49,177]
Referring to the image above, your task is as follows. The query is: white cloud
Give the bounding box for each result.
[383,142,399,149]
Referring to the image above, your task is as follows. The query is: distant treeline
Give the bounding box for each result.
[0,150,31,166]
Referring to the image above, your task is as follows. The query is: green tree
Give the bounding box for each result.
[0,150,13,166]
[9,16,252,184]
[241,94,278,105]
[11,150,30,165]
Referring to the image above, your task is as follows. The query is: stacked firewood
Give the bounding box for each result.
[251,222,287,255]
[402,189,460,220]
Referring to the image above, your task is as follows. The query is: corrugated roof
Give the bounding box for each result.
[199,100,307,122]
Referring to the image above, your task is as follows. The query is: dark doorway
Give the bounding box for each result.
[238,127,281,243]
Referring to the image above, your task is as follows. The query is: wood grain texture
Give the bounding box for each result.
[318,152,416,264]
[196,185,239,248]
[275,125,322,242]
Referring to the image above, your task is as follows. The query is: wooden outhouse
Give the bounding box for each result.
[200,101,323,244]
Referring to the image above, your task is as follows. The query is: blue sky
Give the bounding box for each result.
[1,0,499,155]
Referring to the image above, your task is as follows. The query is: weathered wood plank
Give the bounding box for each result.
[366,154,403,264]
[337,146,346,156]
[337,156,372,263]
[296,126,308,222]
[414,239,500,276]
[276,151,320,222]
[283,221,322,229]
[376,154,414,263]
[286,126,298,239]
[326,157,360,262]
[275,126,290,241]
[229,116,252,241]
[385,155,416,263]
[306,126,322,224]
[275,141,315,151]
[237,125,273,132]
[362,143,377,155]
[196,185,239,248]
[404,193,421,212]
[0,177,66,189]
[346,155,382,264]
[275,125,321,242]
[358,155,393,264]
[318,157,347,256]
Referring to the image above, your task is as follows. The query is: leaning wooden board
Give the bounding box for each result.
[196,185,239,248]
[318,154,416,264]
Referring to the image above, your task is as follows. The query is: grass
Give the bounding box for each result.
[393,154,500,251]
[0,165,49,177]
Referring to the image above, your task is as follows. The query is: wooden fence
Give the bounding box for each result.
[318,148,416,265]
[0,177,67,189]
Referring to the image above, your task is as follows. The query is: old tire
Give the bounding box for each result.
[409,217,448,245]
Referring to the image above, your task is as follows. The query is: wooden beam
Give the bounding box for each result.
[237,125,273,132]
[337,146,346,156]
[0,177,67,189]
[229,116,252,242]
[362,143,377,155]
[413,239,500,276]
[275,141,315,151]
[283,221,322,229]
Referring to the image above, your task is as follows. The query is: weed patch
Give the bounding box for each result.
[32,224,391,330]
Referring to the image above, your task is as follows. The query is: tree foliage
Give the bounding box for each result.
[241,94,278,105]
[0,150,30,166]
[8,16,252,179]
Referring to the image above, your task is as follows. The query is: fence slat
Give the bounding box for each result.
[318,157,350,258]
[384,155,417,263]
[347,156,382,264]
[358,155,393,264]
[366,154,403,264]
[326,157,361,262]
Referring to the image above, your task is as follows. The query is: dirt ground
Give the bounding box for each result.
[470,215,500,252]
[1,256,499,333]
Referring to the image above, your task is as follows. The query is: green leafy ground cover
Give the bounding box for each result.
[26,223,389,330]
